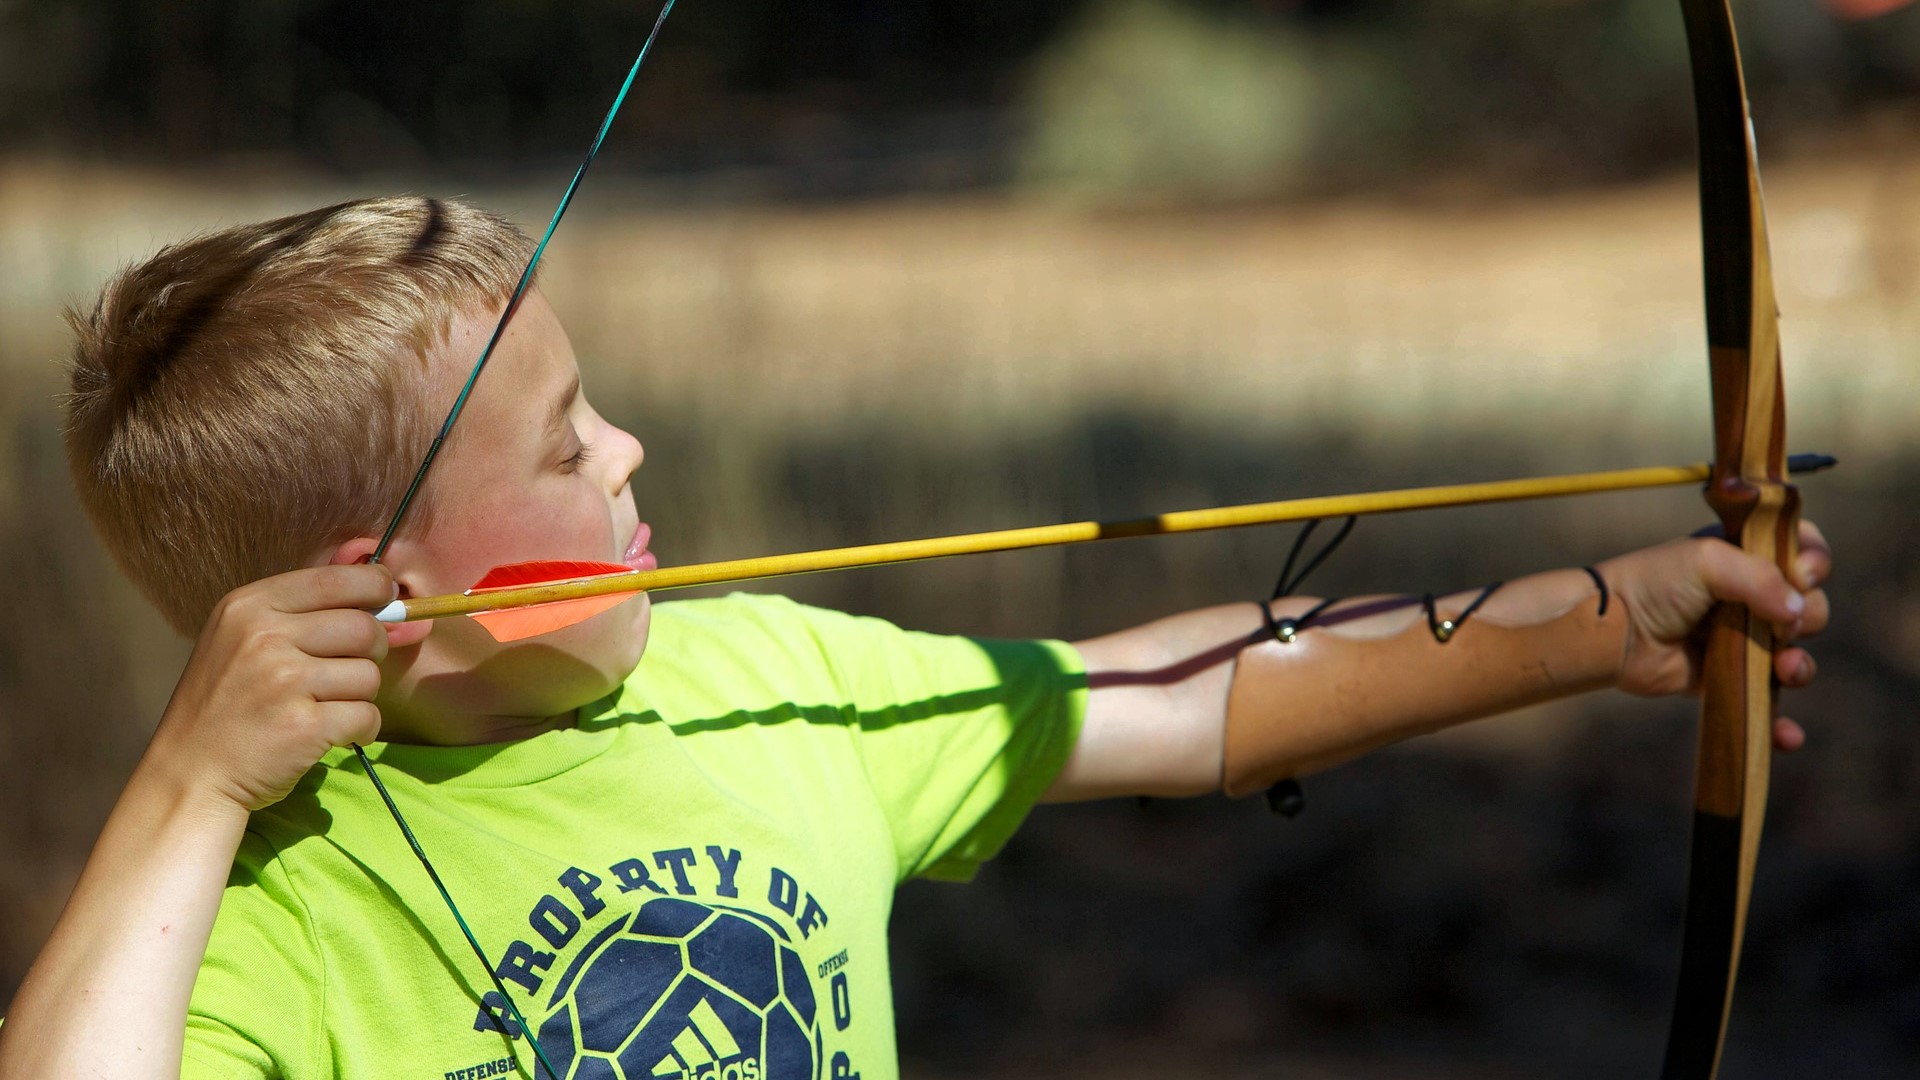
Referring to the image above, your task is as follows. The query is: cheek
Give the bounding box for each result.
[544,485,616,552]
[481,485,611,554]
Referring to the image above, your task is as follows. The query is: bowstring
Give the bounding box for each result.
[356,4,679,1076]
[352,745,560,1078]
[373,0,680,561]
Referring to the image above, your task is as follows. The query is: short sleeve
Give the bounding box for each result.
[182,831,326,1079]
[772,599,1088,883]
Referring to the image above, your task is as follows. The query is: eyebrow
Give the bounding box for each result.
[544,374,580,438]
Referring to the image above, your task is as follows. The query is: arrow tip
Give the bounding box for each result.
[1785,452,1837,475]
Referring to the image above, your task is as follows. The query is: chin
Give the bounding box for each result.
[597,597,652,685]
[426,595,653,721]
[552,593,653,699]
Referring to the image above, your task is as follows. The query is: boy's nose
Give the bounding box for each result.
[605,424,644,489]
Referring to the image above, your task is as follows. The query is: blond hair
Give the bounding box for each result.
[64,196,536,635]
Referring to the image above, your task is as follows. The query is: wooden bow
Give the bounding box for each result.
[1662,0,1799,1075]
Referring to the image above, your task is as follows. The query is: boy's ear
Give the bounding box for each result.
[328,537,433,648]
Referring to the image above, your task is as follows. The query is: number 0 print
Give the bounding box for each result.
[831,971,852,1032]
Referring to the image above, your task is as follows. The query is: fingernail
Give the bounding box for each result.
[1785,592,1806,616]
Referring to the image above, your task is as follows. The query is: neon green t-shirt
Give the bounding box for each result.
[181,593,1087,1080]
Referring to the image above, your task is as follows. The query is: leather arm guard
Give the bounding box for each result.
[1222,578,1627,797]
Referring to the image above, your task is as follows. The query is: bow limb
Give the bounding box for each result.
[1663,0,1798,1075]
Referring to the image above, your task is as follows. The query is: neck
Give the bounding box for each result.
[373,704,579,748]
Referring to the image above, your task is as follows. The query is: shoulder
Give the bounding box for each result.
[219,777,342,922]
[193,825,328,1059]
[624,593,1012,727]
[640,592,907,687]
[647,592,1082,708]
[650,591,882,646]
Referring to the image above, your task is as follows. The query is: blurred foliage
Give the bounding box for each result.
[1017,0,1920,200]
[3,0,1919,197]
[1016,0,1368,200]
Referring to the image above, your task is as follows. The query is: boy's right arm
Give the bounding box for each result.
[0,564,395,1080]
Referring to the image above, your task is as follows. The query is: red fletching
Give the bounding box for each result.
[465,560,641,643]
[1823,0,1915,18]
[469,560,634,592]
[472,594,638,642]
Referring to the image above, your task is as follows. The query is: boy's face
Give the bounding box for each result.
[369,288,653,739]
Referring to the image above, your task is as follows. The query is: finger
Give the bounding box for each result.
[1824,0,1918,26]
[1771,716,1805,753]
[270,563,398,616]
[289,609,389,663]
[309,657,384,704]
[1774,646,1816,688]
[1787,588,1830,640]
[316,699,383,748]
[1695,539,1805,626]
[1793,519,1832,590]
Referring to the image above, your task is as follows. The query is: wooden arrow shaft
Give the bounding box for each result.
[391,460,1740,624]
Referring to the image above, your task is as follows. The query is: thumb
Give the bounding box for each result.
[1698,539,1805,628]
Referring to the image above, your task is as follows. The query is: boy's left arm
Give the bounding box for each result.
[1044,525,1830,803]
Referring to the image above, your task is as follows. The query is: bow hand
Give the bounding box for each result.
[1598,519,1830,745]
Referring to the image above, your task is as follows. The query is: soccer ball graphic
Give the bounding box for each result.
[534,897,822,1080]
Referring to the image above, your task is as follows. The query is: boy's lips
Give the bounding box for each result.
[622,523,656,572]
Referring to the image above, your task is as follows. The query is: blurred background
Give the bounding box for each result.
[2,0,1918,1075]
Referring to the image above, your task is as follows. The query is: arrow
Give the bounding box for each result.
[376,453,1835,642]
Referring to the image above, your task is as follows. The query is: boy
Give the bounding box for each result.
[0,197,1828,1079]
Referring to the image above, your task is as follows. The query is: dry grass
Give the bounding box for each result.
[7,151,1920,458]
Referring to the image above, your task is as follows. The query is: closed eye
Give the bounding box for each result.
[560,440,596,473]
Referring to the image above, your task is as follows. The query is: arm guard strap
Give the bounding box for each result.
[1222,582,1626,797]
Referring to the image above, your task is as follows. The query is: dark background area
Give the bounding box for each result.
[2,1,1917,1076]
[6,0,1920,192]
